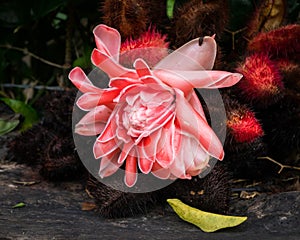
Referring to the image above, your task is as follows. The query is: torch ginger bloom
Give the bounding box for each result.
[69,24,242,187]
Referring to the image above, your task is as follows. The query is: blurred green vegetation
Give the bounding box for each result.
[0,0,102,133]
[0,0,101,102]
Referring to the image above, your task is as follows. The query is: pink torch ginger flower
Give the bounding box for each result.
[69,24,242,187]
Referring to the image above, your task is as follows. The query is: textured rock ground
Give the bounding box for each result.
[0,162,299,240]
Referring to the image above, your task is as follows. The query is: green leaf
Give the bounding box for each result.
[12,202,26,208]
[0,98,39,131]
[0,119,19,136]
[167,199,247,232]
[72,46,92,68]
[166,0,176,19]
[30,0,66,19]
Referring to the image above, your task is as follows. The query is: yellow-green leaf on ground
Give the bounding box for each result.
[167,199,247,232]
[12,202,26,208]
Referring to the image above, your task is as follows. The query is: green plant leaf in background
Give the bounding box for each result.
[166,0,176,19]
[0,119,19,136]
[167,199,247,232]
[0,98,39,131]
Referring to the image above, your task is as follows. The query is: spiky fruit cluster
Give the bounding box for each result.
[171,0,228,47]
[248,24,300,61]
[120,27,169,68]
[236,53,283,107]
[227,108,263,143]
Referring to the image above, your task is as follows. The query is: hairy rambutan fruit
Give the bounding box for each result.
[8,125,49,166]
[247,24,300,61]
[220,92,271,179]
[86,164,231,218]
[102,0,149,39]
[40,137,84,181]
[8,90,85,181]
[163,164,231,214]
[222,92,265,149]
[171,0,229,47]
[276,60,300,92]
[236,53,284,107]
[227,107,264,144]
[257,93,300,163]
[101,0,169,40]
[86,175,159,218]
[120,27,170,68]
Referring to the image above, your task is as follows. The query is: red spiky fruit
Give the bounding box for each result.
[227,108,264,144]
[119,27,169,68]
[236,53,284,106]
[248,24,300,60]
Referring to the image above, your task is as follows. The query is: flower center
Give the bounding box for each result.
[127,106,148,130]
[121,89,175,139]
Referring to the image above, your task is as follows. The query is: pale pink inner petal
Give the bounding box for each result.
[154,37,216,71]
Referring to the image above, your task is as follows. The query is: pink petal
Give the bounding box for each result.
[75,106,112,136]
[117,141,135,164]
[76,89,120,111]
[99,149,122,178]
[154,69,243,94]
[133,59,152,77]
[155,120,176,168]
[69,67,102,93]
[91,49,137,79]
[154,37,216,71]
[93,138,120,159]
[93,24,121,62]
[138,129,161,160]
[97,120,116,143]
[94,120,120,158]
[124,150,138,187]
[188,91,206,121]
[136,129,161,174]
[138,157,153,174]
[204,71,243,88]
[151,162,171,179]
[175,89,224,160]
[109,77,140,88]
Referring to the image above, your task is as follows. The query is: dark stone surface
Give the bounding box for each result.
[0,163,300,240]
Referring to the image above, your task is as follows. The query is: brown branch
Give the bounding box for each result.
[258,156,300,174]
[0,44,71,69]
[224,27,248,50]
